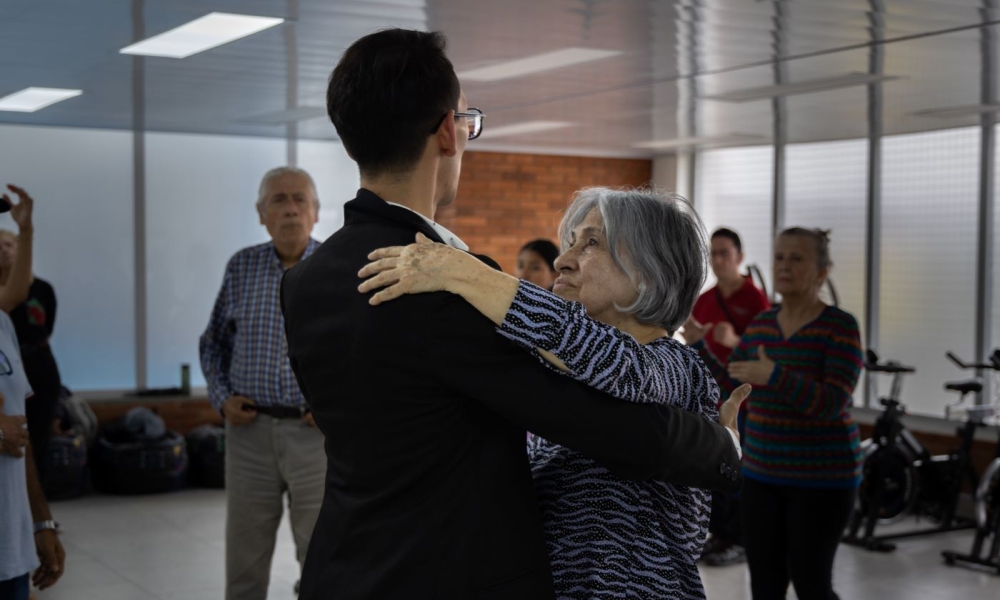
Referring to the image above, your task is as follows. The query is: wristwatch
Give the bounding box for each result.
[33,520,58,534]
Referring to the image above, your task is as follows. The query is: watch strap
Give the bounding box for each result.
[33,520,58,534]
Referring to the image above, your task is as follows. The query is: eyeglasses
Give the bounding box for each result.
[430,107,485,140]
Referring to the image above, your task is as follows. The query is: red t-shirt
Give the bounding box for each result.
[692,276,771,365]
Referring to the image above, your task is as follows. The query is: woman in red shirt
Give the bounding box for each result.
[691,228,771,365]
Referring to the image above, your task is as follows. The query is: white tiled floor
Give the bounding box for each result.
[32,489,1000,599]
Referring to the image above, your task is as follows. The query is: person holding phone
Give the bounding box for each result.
[0,185,64,489]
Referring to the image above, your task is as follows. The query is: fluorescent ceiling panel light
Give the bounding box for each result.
[702,72,900,103]
[0,87,82,112]
[911,104,1000,118]
[633,134,766,150]
[238,106,328,124]
[458,48,621,82]
[480,121,575,139]
[120,12,284,58]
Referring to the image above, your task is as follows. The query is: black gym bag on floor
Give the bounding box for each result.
[43,432,89,500]
[92,408,189,495]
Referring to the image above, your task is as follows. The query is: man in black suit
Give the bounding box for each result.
[281,29,744,600]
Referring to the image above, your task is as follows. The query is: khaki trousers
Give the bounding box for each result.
[225,416,326,600]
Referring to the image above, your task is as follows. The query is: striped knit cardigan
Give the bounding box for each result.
[696,305,865,489]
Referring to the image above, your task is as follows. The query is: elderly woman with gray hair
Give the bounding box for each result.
[358,186,750,599]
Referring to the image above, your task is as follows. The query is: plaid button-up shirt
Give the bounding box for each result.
[199,239,320,411]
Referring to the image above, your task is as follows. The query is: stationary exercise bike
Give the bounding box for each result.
[844,349,981,552]
[942,349,1000,574]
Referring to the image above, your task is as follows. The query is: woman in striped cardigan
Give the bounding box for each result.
[683,227,864,600]
[358,187,748,599]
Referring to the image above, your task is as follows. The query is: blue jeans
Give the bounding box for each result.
[0,573,29,600]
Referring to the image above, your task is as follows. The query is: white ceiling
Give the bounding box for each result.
[0,0,997,157]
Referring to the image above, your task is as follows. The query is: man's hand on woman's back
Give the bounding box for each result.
[720,384,751,444]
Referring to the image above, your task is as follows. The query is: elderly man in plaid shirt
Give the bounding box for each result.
[200,166,326,600]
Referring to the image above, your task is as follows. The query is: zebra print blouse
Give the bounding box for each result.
[499,281,720,600]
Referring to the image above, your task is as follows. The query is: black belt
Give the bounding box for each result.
[243,404,308,419]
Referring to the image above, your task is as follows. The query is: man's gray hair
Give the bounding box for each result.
[256,166,320,213]
[558,187,708,333]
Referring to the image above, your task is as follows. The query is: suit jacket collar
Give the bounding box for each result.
[344,188,446,245]
[343,189,500,270]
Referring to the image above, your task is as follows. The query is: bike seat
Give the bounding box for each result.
[866,361,916,374]
[945,379,983,394]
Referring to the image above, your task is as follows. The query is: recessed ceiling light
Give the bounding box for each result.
[0,87,82,112]
[910,104,1000,118]
[633,134,766,150]
[701,72,900,103]
[480,121,575,139]
[120,12,284,59]
[458,48,621,82]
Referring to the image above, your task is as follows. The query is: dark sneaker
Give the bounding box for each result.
[704,543,747,567]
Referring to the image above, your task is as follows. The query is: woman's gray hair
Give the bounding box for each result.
[558,187,708,333]
[256,166,320,213]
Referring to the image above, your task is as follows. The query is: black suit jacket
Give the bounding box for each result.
[281,189,742,600]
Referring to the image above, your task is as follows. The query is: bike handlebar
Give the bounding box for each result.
[946,350,1000,371]
[865,349,916,374]
[867,362,916,374]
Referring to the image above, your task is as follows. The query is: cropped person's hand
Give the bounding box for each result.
[222,396,256,426]
[713,322,741,349]
[358,233,480,305]
[0,393,29,458]
[4,184,34,232]
[720,384,751,444]
[680,317,712,345]
[302,411,317,428]
[728,346,776,385]
[33,529,65,590]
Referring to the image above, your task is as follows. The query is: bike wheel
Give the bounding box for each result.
[975,458,1000,530]
[858,442,920,524]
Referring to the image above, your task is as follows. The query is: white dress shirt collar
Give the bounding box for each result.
[385,201,470,252]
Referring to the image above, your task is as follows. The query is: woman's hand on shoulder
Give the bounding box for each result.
[358,233,481,305]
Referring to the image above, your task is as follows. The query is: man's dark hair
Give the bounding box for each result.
[326,29,461,177]
[519,239,560,271]
[711,227,742,253]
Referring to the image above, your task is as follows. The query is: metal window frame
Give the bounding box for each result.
[128,0,301,391]
[691,0,997,409]
[863,0,885,407]
[976,4,996,404]
[771,0,788,293]
[132,0,147,390]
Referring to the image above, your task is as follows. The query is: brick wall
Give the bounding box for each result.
[436,151,652,274]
